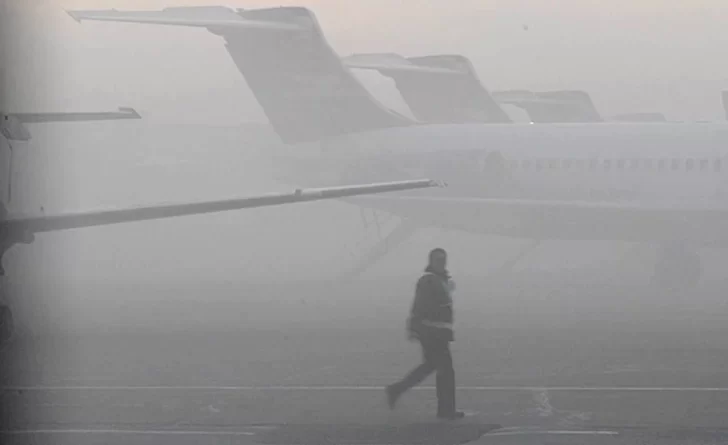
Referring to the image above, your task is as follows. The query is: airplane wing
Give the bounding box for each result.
[346,195,728,245]
[66,7,303,31]
[3,179,441,236]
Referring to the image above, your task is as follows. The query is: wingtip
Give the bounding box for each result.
[117,107,141,119]
[65,10,82,23]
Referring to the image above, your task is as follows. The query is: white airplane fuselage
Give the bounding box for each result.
[278,122,728,246]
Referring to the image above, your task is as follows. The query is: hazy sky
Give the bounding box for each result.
[4,0,728,120]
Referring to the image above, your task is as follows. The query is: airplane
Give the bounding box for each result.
[343,52,666,124]
[67,6,728,293]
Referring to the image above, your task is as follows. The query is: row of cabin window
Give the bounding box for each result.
[505,158,723,173]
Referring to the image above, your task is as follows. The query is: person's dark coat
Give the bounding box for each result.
[407,266,454,342]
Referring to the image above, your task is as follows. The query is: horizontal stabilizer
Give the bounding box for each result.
[493,90,603,123]
[4,179,442,234]
[67,7,303,32]
[1,107,140,141]
[494,90,594,107]
[8,107,140,124]
[343,53,463,75]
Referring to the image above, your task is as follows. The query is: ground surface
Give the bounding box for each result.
[3,323,728,444]
[3,277,728,444]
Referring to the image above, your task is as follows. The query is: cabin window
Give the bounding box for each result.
[616,159,625,170]
[603,160,612,171]
[686,159,695,171]
[643,159,653,170]
[714,159,722,173]
[575,159,585,170]
[508,160,519,170]
[700,159,709,171]
[658,159,667,171]
[589,159,598,170]
[563,159,572,169]
[549,159,558,169]
[535,160,543,171]
[522,160,531,169]
[671,159,680,171]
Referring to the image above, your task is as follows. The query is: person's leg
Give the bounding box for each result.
[433,341,460,418]
[386,339,436,408]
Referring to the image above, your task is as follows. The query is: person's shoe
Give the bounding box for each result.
[385,385,399,409]
[437,410,466,420]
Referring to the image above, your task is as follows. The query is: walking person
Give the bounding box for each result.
[386,248,464,420]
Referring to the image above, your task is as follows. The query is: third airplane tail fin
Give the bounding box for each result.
[68,6,413,145]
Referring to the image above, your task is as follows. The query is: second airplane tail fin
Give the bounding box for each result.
[345,53,511,124]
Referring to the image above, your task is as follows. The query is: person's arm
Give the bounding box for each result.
[407,275,431,339]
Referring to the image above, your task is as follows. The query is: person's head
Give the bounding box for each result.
[427,248,447,273]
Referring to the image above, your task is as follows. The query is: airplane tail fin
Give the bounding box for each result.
[344,53,511,124]
[68,7,412,144]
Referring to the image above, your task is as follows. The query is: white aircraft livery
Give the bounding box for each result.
[68,6,728,290]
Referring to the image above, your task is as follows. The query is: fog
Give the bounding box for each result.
[2,0,728,335]
[7,3,728,440]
